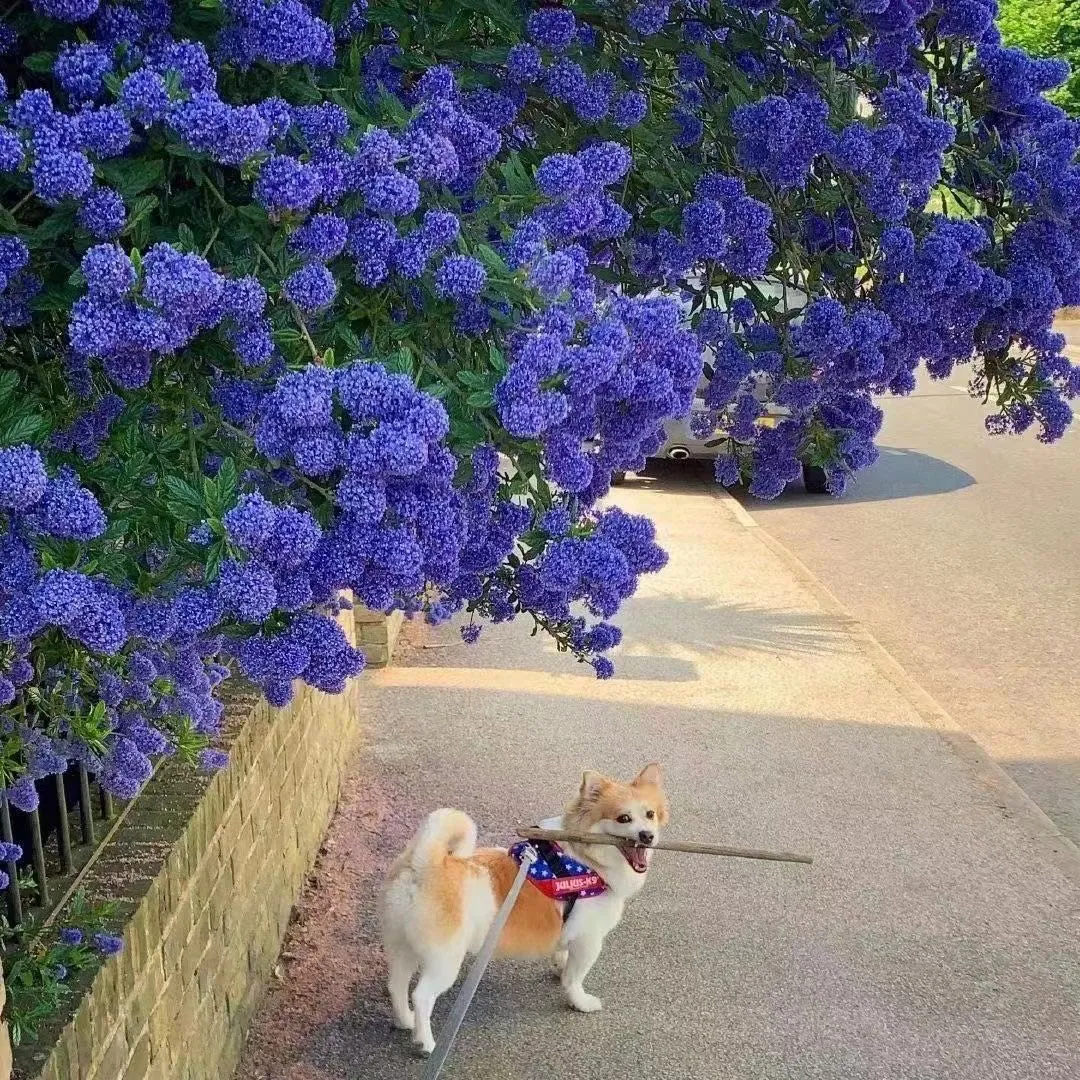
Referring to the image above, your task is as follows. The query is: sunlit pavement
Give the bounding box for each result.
[731,338,1080,846]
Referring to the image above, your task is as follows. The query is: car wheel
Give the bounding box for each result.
[802,463,829,494]
[610,471,627,486]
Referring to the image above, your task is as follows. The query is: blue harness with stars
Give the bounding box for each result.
[508,838,607,922]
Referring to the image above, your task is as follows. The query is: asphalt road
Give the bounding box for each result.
[730,344,1080,846]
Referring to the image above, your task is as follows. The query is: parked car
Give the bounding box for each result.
[612,380,828,494]
[610,286,829,494]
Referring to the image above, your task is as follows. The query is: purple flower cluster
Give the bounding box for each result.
[433,254,486,302]
[733,92,834,190]
[219,0,336,70]
[680,173,774,277]
[528,9,577,53]
[78,186,126,239]
[513,506,666,671]
[0,448,107,557]
[496,293,700,502]
[254,361,461,611]
[54,42,112,103]
[69,243,272,387]
[0,236,39,329]
[523,143,634,254]
[831,86,955,222]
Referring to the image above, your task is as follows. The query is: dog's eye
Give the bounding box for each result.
[645,809,655,820]
[616,813,633,824]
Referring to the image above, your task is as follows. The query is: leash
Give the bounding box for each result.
[421,844,538,1080]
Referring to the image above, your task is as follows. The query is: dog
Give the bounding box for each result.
[379,763,668,1054]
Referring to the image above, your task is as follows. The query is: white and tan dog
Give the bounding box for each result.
[379,764,668,1054]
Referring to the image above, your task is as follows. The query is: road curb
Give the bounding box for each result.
[713,486,1080,889]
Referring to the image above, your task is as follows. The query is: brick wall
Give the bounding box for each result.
[353,605,404,668]
[24,611,363,1080]
[1,967,11,1080]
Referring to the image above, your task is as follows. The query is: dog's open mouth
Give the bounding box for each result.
[620,843,650,873]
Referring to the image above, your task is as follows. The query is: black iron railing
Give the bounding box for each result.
[1,763,117,930]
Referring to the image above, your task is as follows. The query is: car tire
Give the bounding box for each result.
[802,463,829,494]
[610,471,627,486]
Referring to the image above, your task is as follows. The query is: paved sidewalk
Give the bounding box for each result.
[236,475,1080,1080]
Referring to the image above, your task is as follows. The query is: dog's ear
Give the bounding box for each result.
[579,770,609,802]
[632,763,662,788]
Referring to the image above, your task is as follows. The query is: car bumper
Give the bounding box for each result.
[655,411,784,461]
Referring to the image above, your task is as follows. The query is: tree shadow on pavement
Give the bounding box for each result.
[617,596,852,665]
[417,596,852,686]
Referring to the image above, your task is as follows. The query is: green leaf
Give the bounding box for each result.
[23,52,55,74]
[27,210,77,250]
[335,323,362,356]
[500,154,534,197]
[206,457,238,516]
[476,244,508,274]
[123,194,159,233]
[98,158,165,198]
[466,390,494,408]
[376,92,410,127]
[384,348,415,376]
[162,476,204,510]
[456,369,487,389]
[324,0,354,24]
[0,413,47,447]
[235,203,267,224]
[0,371,20,408]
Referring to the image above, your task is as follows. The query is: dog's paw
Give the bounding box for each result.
[391,1012,414,1032]
[568,991,603,1014]
[412,1035,436,1056]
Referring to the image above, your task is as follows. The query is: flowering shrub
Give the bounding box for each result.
[0,0,1077,822]
[2,893,122,1046]
[999,1,1080,115]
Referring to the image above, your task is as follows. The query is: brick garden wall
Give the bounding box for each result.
[19,605,388,1080]
[1,970,11,1080]
[354,605,404,668]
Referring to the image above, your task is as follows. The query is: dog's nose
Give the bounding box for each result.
[638,830,655,846]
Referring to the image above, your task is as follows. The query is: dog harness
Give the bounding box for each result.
[508,839,607,922]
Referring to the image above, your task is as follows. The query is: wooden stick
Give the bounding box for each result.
[515,827,812,866]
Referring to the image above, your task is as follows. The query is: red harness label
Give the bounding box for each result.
[529,872,605,900]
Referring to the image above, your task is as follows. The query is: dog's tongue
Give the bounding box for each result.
[622,844,649,873]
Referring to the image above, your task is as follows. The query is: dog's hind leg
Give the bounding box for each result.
[411,947,465,1055]
[385,942,417,1031]
[550,947,568,978]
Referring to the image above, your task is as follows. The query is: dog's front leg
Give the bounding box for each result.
[561,934,605,1013]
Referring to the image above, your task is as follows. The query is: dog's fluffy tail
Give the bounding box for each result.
[406,808,477,870]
